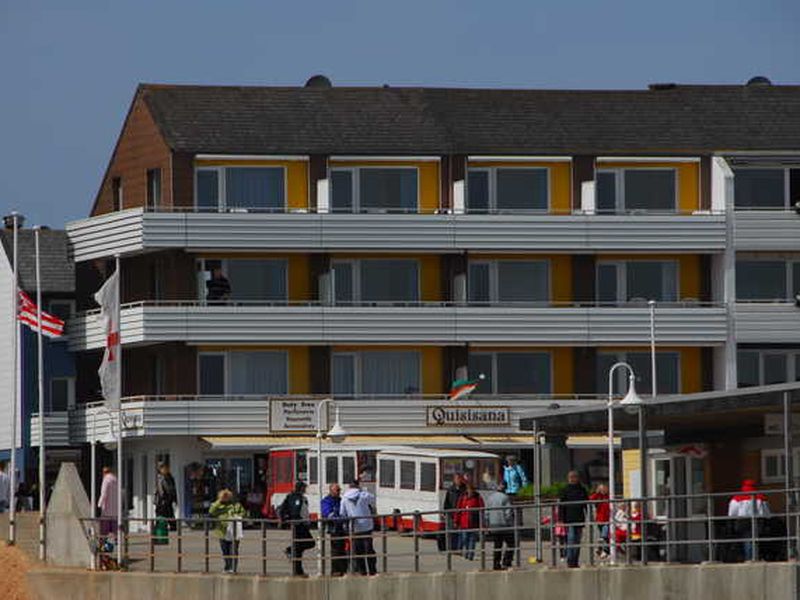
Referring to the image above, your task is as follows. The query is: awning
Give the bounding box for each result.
[199,434,538,451]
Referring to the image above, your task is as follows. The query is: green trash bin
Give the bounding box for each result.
[153,518,169,545]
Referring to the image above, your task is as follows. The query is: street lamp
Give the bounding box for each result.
[607,362,642,565]
[315,398,348,575]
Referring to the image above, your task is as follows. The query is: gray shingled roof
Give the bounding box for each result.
[0,229,74,293]
[141,83,800,155]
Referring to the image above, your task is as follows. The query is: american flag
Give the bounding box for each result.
[18,290,65,338]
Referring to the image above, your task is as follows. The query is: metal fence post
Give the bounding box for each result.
[177,518,183,573]
[444,507,452,572]
[550,506,557,567]
[261,521,267,577]
[626,500,632,566]
[123,520,129,569]
[479,510,487,571]
[320,519,327,577]
[203,519,210,573]
[751,496,758,562]
[588,510,595,567]
[149,519,155,572]
[706,495,714,563]
[413,511,421,573]
[381,516,388,573]
[514,506,521,568]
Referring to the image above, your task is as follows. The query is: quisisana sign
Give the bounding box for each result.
[426,406,511,427]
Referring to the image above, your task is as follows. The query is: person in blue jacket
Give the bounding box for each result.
[320,483,347,576]
[503,455,529,496]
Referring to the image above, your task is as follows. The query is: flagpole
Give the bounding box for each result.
[115,255,122,566]
[34,226,45,560]
[9,211,20,545]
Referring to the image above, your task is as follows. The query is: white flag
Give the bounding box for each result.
[94,269,120,410]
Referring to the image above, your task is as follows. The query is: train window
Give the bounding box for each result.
[296,452,308,483]
[477,459,499,489]
[420,463,436,492]
[309,456,318,485]
[357,452,377,483]
[379,459,396,488]
[274,455,293,485]
[342,456,356,485]
[326,456,339,484]
[400,461,416,490]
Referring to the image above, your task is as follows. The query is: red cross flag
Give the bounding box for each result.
[17,290,64,338]
[94,269,120,409]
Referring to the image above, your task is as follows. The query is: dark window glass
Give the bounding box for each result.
[50,378,71,412]
[226,167,284,210]
[332,354,355,396]
[496,169,548,211]
[624,170,676,211]
[737,351,760,387]
[48,300,73,323]
[359,168,417,212]
[196,170,219,210]
[379,459,396,488]
[342,457,356,485]
[467,354,493,394]
[736,261,787,300]
[596,172,617,213]
[764,354,788,385]
[361,259,418,303]
[400,461,416,490]
[627,261,678,302]
[497,261,549,303]
[332,262,354,304]
[468,263,491,303]
[326,456,338,485]
[596,264,618,304]
[627,352,680,395]
[361,351,420,395]
[199,354,225,395]
[792,263,800,299]
[467,171,489,213]
[734,169,785,208]
[331,170,353,212]
[309,456,318,485]
[226,259,287,301]
[420,463,436,492]
[496,352,551,394]
[112,177,123,211]
[147,168,161,209]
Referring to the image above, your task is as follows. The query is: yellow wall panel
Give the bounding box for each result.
[288,255,311,301]
[553,347,573,395]
[422,347,444,394]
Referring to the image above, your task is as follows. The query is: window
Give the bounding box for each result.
[112,177,123,211]
[198,258,288,303]
[146,168,162,209]
[596,261,679,303]
[332,259,419,304]
[326,456,339,485]
[194,166,285,211]
[332,351,420,396]
[737,349,800,387]
[342,456,356,485]
[761,449,788,483]
[735,260,800,301]
[420,462,437,492]
[309,455,318,485]
[330,167,418,213]
[468,260,549,304]
[198,351,288,395]
[468,352,552,394]
[733,169,787,209]
[379,459,396,488]
[49,377,75,412]
[597,351,680,395]
[596,169,676,213]
[400,461,416,490]
[467,167,549,212]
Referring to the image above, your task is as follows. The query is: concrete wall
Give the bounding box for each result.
[28,562,799,600]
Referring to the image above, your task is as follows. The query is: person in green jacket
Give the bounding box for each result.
[209,489,247,573]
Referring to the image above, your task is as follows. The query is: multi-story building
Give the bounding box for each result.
[0,225,78,496]
[63,75,800,521]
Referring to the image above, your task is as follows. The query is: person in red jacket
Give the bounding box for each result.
[589,484,610,558]
[456,482,485,560]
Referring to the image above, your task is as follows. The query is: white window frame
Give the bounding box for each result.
[331,350,421,396]
[328,166,420,213]
[599,350,682,395]
[196,350,290,396]
[49,376,75,412]
[194,165,288,212]
[760,448,800,484]
[469,351,553,395]
[595,259,680,303]
[468,259,550,304]
[331,258,420,305]
[596,168,678,213]
[732,166,792,210]
[466,166,551,212]
[735,257,800,302]
[196,258,289,303]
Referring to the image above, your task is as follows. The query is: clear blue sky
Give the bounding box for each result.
[1,0,798,228]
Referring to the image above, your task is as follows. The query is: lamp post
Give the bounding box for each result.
[607,362,642,565]
[315,398,348,575]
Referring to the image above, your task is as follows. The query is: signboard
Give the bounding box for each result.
[270,399,322,433]
[764,413,800,436]
[426,405,511,428]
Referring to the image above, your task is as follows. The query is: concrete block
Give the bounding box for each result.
[45,463,92,568]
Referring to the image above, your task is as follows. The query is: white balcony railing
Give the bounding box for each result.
[66,207,727,261]
[734,209,800,251]
[67,301,729,351]
[735,302,800,344]
[30,412,71,447]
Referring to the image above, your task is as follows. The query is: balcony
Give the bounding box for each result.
[66,394,604,443]
[30,412,71,447]
[68,300,728,351]
[735,302,800,344]
[734,209,800,251]
[66,207,727,261]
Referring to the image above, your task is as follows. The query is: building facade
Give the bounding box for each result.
[62,77,800,520]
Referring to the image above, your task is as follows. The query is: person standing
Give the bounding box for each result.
[485,480,515,570]
[589,483,610,559]
[503,456,529,496]
[155,463,178,531]
[206,267,231,303]
[339,479,377,575]
[209,489,246,573]
[443,473,465,553]
[321,483,347,576]
[97,466,119,536]
[728,479,771,561]
[559,471,588,568]
[279,481,315,576]
[455,482,485,561]
[0,461,10,513]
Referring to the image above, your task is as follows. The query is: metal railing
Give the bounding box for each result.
[80,486,800,575]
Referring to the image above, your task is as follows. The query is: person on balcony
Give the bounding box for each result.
[455,481,485,561]
[206,267,231,303]
[503,456,528,496]
[209,489,246,574]
[559,471,588,568]
[728,479,771,561]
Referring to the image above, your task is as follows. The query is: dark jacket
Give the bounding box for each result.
[559,483,589,524]
[320,494,345,535]
[279,492,309,523]
[443,483,464,512]
[155,473,177,508]
[206,276,231,301]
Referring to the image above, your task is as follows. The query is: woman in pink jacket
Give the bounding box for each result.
[98,466,119,536]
